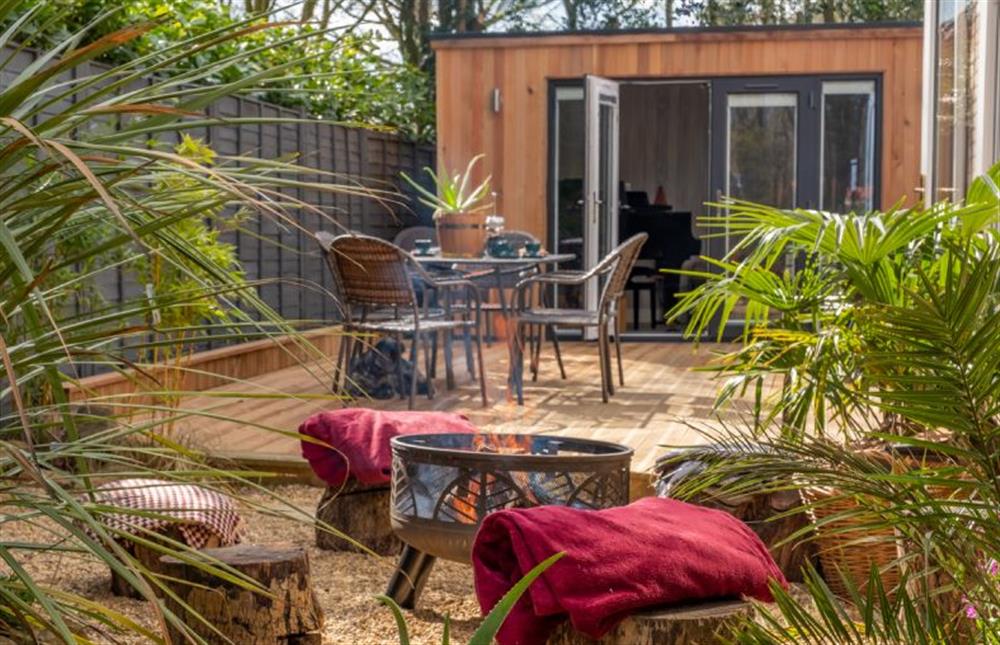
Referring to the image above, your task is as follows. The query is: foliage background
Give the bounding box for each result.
[13,0,923,145]
[17,0,436,141]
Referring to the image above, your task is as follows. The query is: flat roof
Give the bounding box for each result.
[430,20,922,45]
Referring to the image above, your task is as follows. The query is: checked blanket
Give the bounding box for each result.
[88,478,243,548]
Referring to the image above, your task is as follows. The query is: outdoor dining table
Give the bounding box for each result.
[412,251,576,395]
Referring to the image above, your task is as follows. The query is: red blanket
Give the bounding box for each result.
[472,497,786,645]
[299,408,477,487]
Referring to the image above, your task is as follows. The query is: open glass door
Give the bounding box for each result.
[583,75,620,335]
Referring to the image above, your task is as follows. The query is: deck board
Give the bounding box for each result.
[174,340,759,482]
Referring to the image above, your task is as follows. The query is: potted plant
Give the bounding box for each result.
[666,165,1000,603]
[402,155,492,258]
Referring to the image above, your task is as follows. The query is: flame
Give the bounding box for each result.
[470,433,533,454]
[448,434,535,524]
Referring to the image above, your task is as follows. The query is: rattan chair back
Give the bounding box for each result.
[393,226,437,252]
[319,233,417,310]
[598,233,648,315]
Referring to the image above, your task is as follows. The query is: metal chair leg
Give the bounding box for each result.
[597,328,610,403]
[613,324,625,387]
[531,324,543,382]
[615,323,625,387]
[605,328,616,397]
[395,333,406,400]
[512,321,525,406]
[551,327,567,379]
[332,332,350,394]
[422,332,435,400]
[408,333,419,409]
[528,323,537,380]
[445,330,456,389]
[429,332,439,379]
[475,324,488,407]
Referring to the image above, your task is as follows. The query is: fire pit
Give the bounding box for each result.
[385,432,633,607]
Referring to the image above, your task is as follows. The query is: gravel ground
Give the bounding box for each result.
[3,484,481,644]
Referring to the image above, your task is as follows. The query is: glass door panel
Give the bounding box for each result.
[720,91,800,263]
[584,75,620,326]
[551,85,585,309]
[726,93,798,209]
[548,77,619,330]
[710,78,819,335]
[820,80,876,213]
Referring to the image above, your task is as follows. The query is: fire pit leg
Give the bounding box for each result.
[385,544,437,610]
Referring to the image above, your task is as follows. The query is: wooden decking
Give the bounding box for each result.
[175,340,746,486]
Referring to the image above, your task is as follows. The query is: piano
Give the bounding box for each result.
[619,192,702,323]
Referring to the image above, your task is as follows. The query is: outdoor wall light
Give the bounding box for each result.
[492,88,501,113]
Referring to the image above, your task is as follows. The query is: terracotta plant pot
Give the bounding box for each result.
[436,211,487,258]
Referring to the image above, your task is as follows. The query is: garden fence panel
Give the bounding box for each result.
[0,46,435,381]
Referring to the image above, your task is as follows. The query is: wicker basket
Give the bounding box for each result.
[436,211,487,258]
[802,487,902,598]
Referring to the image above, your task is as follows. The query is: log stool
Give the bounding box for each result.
[109,528,221,598]
[547,600,754,645]
[88,478,243,598]
[315,480,400,555]
[159,544,323,645]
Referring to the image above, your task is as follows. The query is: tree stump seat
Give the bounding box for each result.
[109,529,221,598]
[655,450,817,581]
[547,599,755,645]
[159,544,324,645]
[315,479,399,555]
[91,479,243,598]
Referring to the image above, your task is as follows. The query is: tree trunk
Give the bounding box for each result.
[547,600,754,644]
[159,544,323,645]
[315,480,400,555]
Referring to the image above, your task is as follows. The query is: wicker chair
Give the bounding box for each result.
[457,230,543,342]
[511,233,648,404]
[317,232,487,409]
[394,225,469,382]
[392,226,437,252]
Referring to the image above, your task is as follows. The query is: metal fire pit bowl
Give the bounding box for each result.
[389,432,633,564]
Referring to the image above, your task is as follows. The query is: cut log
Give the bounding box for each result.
[159,544,323,645]
[110,530,221,598]
[315,480,400,555]
[547,600,755,645]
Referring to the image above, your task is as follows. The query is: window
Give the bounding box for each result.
[820,81,876,213]
[933,0,980,200]
[725,93,798,209]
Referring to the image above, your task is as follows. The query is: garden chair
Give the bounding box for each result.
[511,233,648,404]
[459,230,547,343]
[317,231,487,409]
[392,225,437,252]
